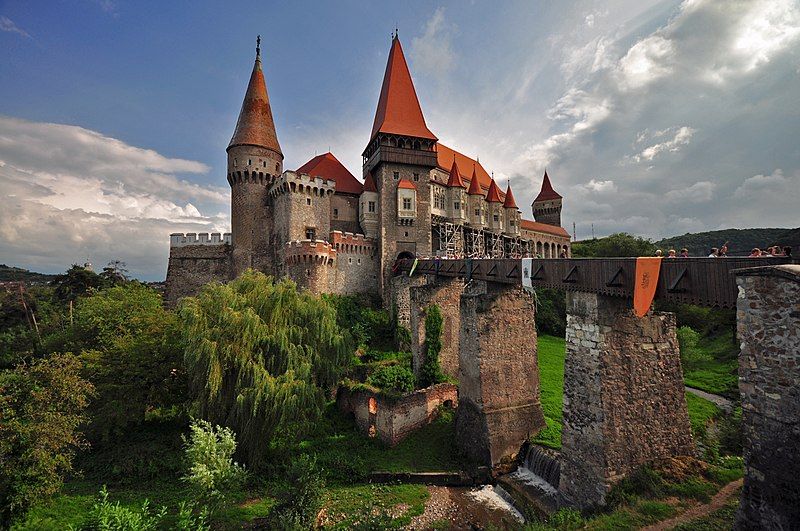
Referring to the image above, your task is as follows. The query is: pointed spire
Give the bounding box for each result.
[370,36,437,142]
[363,171,378,193]
[467,165,483,195]
[228,36,282,155]
[503,183,518,209]
[534,170,562,202]
[446,159,466,188]
[486,178,503,203]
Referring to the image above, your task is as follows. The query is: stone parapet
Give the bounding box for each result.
[734,265,800,529]
[268,170,336,198]
[170,232,232,247]
[559,292,693,509]
[330,230,376,255]
[283,239,336,265]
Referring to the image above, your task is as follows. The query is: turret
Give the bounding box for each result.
[532,170,563,227]
[503,183,520,236]
[466,166,485,229]
[445,159,467,222]
[359,172,379,239]
[227,36,284,276]
[485,178,504,233]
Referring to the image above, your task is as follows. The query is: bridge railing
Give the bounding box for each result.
[395,257,798,308]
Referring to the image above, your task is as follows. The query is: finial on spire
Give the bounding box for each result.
[256,35,261,58]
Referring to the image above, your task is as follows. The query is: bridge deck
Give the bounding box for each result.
[395,257,798,308]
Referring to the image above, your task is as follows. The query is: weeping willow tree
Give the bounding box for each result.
[179,271,352,466]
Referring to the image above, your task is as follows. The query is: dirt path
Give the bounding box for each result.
[642,478,743,531]
[684,385,733,413]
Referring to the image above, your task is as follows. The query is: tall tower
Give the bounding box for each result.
[532,170,563,227]
[363,34,438,301]
[227,36,283,276]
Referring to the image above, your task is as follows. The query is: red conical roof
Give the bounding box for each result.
[370,36,437,142]
[467,166,484,195]
[228,41,282,155]
[446,159,466,188]
[296,152,363,194]
[534,170,562,202]
[503,184,518,209]
[363,171,378,193]
[486,178,503,203]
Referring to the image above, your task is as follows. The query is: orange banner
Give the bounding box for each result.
[634,257,662,317]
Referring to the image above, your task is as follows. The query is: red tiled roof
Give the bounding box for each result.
[486,179,503,203]
[398,178,417,190]
[503,184,518,209]
[370,37,437,142]
[534,170,562,202]
[521,219,570,238]
[228,48,282,155]
[467,166,484,196]
[363,171,378,193]
[296,152,363,195]
[446,160,466,188]
[436,144,493,192]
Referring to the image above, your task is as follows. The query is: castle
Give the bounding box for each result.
[165,35,570,305]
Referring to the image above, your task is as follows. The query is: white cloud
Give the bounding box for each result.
[616,35,675,90]
[734,169,799,199]
[0,16,30,38]
[584,179,615,192]
[0,117,227,279]
[664,181,716,203]
[627,126,695,164]
[410,7,455,78]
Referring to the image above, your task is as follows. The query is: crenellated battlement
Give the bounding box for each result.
[170,232,232,247]
[284,239,337,265]
[330,230,376,255]
[268,171,336,198]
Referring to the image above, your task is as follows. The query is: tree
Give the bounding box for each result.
[571,233,656,258]
[0,353,94,526]
[52,264,107,302]
[418,304,445,388]
[99,260,129,285]
[179,271,352,466]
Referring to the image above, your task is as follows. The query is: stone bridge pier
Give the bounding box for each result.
[734,265,800,529]
[455,282,546,466]
[410,277,466,380]
[559,292,693,508]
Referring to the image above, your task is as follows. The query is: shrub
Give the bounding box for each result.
[81,486,165,530]
[182,419,247,508]
[367,364,415,394]
[534,289,566,337]
[0,353,94,527]
[418,304,445,388]
[267,455,325,530]
[676,326,701,366]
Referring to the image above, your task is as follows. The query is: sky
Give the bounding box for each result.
[1,0,799,280]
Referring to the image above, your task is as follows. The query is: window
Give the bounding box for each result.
[306,198,312,205]
[454,202,460,210]
[368,201,376,213]
[234,158,238,167]
[263,161,267,168]
[404,231,409,237]
[333,208,339,218]
[403,198,412,210]
[413,173,419,181]
[248,159,252,166]
[493,214,499,222]
[510,220,515,226]
[393,171,399,180]
[275,163,280,172]
[474,208,480,216]
[305,227,316,240]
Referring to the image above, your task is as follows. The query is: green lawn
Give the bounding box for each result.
[533,335,567,449]
[681,331,739,397]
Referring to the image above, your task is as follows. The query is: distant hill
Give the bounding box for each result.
[655,228,798,257]
[0,264,57,283]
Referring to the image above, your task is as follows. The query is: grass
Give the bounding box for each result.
[321,483,429,529]
[532,335,566,449]
[673,488,741,530]
[686,392,722,440]
[680,330,739,397]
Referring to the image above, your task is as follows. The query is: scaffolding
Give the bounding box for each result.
[434,221,463,258]
[488,233,505,258]
[466,228,485,258]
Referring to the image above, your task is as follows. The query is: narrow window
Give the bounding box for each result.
[404,231,409,237]
[393,171,399,180]
[494,214,499,222]
[275,163,280,172]
[413,173,419,181]
[333,208,339,218]
[305,227,316,240]
[248,159,252,166]
[307,198,312,205]
[234,158,238,167]
[263,161,266,168]
[454,202,460,210]
[403,198,412,210]
[368,201,376,213]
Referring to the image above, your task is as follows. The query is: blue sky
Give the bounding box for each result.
[1,0,799,279]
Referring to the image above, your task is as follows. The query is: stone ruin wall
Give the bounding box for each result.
[560,292,693,508]
[165,233,233,306]
[337,383,458,446]
[409,277,464,380]
[735,266,800,529]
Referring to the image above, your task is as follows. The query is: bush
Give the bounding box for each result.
[0,353,94,527]
[676,326,701,366]
[418,304,445,388]
[182,419,247,508]
[78,486,209,530]
[267,455,325,530]
[534,289,566,337]
[367,365,415,394]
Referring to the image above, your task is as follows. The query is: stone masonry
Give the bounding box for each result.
[456,282,546,466]
[560,292,693,509]
[410,277,464,380]
[734,265,800,530]
[164,238,233,306]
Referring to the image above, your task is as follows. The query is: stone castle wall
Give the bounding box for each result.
[560,292,693,508]
[410,277,464,380]
[331,193,361,234]
[331,232,379,295]
[165,238,233,306]
[734,265,800,529]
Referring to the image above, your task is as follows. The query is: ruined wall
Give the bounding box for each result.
[456,283,546,466]
[391,274,426,331]
[735,265,800,530]
[409,277,464,380]
[165,240,233,306]
[560,292,693,508]
[337,383,458,446]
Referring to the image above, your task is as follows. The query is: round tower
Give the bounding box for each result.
[228,36,284,276]
[531,170,563,227]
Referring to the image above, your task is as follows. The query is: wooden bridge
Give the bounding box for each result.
[395,256,798,308]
